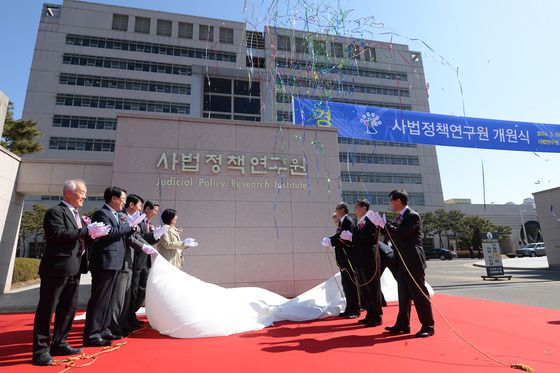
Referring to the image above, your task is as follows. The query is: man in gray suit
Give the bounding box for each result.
[83,186,134,347]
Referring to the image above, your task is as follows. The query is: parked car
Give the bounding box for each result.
[424,248,455,260]
[516,243,546,257]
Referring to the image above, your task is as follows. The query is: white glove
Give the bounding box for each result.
[368,211,385,228]
[152,225,166,240]
[183,237,198,247]
[141,244,158,255]
[127,211,146,227]
[340,230,353,241]
[321,237,332,247]
[82,216,92,225]
[87,222,111,239]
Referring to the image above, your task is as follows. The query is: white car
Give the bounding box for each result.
[516,242,546,257]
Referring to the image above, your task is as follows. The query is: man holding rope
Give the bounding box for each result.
[369,189,435,338]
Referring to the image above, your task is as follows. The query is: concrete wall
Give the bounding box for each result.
[112,114,341,296]
[0,147,22,293]
[533,187,560,268]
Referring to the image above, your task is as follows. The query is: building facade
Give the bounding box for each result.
[22,0,444,212]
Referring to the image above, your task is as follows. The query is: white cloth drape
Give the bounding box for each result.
[145,254,434,338]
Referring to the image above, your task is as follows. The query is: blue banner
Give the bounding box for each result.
[293,98,560,153]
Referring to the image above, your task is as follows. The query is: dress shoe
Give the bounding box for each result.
[415,326,435,338]
[101,332,122,340]
[363,320,382,328]
[358,318,370,324]
[384,325,411,334]
[340,311,360,319]
[50,344,83,356]
[32,352,53,366]
[83,337,112,347]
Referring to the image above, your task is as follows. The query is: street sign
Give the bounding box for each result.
[481,232,511,280]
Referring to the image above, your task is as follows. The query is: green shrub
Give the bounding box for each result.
[12,258,40,283]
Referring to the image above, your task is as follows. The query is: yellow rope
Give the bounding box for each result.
[52,325,149,372]
[384,228,534,373]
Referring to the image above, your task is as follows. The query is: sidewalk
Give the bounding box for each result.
[1,273,92,313]
[473,256,549,269]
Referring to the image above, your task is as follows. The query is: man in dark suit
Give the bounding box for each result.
[127,200,160,329]
[328,202,360,318]
[383,189,434,338]
[32,179,90,366]
[83,186,134,347]
[342,199,383,327]
[109,194,150,337]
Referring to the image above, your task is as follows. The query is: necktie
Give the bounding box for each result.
[72,209,85,255]
[394,214,402,225]
[146,221,150,233]
[358,220,365,229]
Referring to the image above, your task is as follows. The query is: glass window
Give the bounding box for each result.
[157,19,172,37]
[112,14,128,31]
[206,77,231,94]
[312,40,326,56]
[234,80,260,96]
[234,97,260,114]
[203,95,231,113]
[199,25,214,41]
[219,27,234,44]
[364,46,376,62]
[295,37,306,53]
[178,22,193,39]
[135,16,151,34]
[246,31,264,49]
[277,35,291,51]
[331,42,343,58]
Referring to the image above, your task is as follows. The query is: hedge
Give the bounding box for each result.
[12,258,40,283]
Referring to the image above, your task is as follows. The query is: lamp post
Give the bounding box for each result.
[519,209,529,246]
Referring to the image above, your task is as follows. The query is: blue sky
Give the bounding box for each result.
[1,0,559,205]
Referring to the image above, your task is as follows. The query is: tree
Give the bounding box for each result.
[456,215,491,250]
[0,102,43,155]
[18,204,48,258]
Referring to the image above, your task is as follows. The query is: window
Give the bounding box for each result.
[43,4,61,18]
[112,14,128,31]
[411,51,422,62]
[135,16,151,34]
[246,56,265,68]
[65,35,236,63]
[59,73,190,95]
[219,27,234,44]
[178,22,193,39]
[295,37,306,53]
[276,111,293,122]
[245,31,264,49]
[199,25,214,41]
[157,19,172,36]
[364,46,376,62]
[63,53,192,76]
[331,42,343,58]
[312,40,326,56]
[277,35,291,51]
[55,94,189,114]
[203,77,261,121]
[350,44,360,58]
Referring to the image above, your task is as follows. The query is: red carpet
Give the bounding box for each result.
[1,294,559,373]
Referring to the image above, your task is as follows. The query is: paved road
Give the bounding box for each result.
[426,258,560,310]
